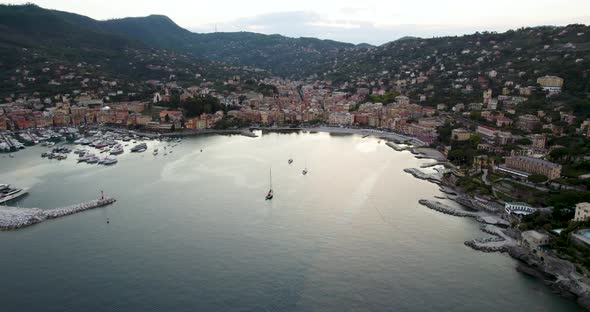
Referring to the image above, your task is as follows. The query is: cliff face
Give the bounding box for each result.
[509,246,590,310]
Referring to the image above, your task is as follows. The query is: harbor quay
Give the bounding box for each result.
[0,197,116,231]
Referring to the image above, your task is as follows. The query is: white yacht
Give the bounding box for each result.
[101,156,118,165]
[110,144,124,155]
[0,185,28,204]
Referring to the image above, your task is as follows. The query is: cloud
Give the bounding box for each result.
[187,10,590,46]
[190,11,398,44]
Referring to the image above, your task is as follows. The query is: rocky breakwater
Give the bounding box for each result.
[385,141,408,152]
[418,200,510,227]
[464,224,516,253]
[405,168,442,184]
[509,247,590,310]
[0,197,116,231]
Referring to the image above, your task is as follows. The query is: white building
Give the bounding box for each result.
[574,202,590,222]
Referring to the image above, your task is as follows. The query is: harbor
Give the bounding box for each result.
[0,131,583,312]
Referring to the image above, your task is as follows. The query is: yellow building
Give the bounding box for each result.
[505,156,562,180]
[451,128,472,141]
[537,76,564,92]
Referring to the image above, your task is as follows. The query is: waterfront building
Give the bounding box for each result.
[159,110,183,123]
[505,202,536,215]
[521,230,550,252]
[574,202,590,222]
[504,156,562,180]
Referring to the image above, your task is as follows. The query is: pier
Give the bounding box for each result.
[0,197,116,231]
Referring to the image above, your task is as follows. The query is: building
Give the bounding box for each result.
[505,156,562,180]
[528,134,547,150]
[476,125,499,139]
[574,202,590,222]
[521,230,550,252]
[516,114,541,132]
[395,95,410,106]
[537,75,564,93]
[505,202,537,215]
[159,110,183,123]
[451,128,471,141]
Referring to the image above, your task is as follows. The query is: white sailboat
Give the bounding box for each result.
[265,168,273,200]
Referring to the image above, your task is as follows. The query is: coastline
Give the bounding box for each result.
[403,150,590,310]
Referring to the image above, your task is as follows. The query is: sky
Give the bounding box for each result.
[5,0,590,45]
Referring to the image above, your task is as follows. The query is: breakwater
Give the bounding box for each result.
[418,199,509,227]
[0,197,116,231]
[404,168,442,184]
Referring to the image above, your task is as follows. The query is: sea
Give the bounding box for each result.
[0,131,583,311]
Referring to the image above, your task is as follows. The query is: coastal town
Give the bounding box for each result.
[1,5,590,309]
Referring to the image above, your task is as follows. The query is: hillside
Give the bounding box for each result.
[1,3,589,96]
[0,4,270,98]
[0,4,360,77]
[319,26,590,95]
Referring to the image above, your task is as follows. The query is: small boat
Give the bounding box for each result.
[130,142,147,153]
[8,154,14,158]
[109,144,124,155]
[86,156,100,164]
[265,168,273,200]
[302,161,308,175]
[288,154,293,164]
[153,148,158,156]
[101,156,118,165]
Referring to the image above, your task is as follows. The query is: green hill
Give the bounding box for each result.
[0,4,360,77]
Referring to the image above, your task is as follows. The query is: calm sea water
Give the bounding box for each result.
[0,132,582,312]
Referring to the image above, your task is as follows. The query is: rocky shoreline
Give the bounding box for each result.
[404,168,442,184]
[509,247,590,310]
[401,147,590,310]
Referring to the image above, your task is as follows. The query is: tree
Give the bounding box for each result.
[528,174,548,184]
[516,138,532,145]
[181,95,223,118]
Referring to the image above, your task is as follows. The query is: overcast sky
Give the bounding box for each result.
[5,0,590,45]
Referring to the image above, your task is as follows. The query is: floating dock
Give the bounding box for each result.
[0,197,116,231]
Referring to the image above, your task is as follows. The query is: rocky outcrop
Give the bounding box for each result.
[509,246,590,310]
